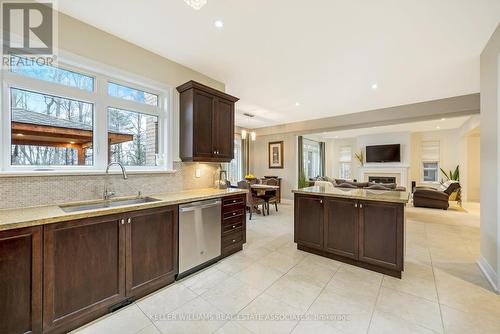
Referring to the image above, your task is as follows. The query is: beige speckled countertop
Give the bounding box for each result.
[293,186,409,204]
[0,188,247,232]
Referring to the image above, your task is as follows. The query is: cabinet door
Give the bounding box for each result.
[358,201,404,270]
[43,215,126,333]
[294,195,324,249]
[324,198,358,259]
[126,206,178,299]
[0,226,42,334]
[213,98,234,160]
[193,89,215,159]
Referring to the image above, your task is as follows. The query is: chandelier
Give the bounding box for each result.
[184,0,207,10]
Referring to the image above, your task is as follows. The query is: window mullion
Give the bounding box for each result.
[94,76,108,170]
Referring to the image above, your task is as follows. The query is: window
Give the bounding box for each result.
[303,139,322,179]
[421,141,440,182]
[339,146,352,180]
[1,55,169,172]
[227,135,242,185]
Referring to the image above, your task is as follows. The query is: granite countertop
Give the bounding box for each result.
[293,186,410,204]
[0,188,247,232]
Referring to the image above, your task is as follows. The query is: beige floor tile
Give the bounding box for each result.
[237,293,303,334]
[325,265,382,300]
[440,304,500,334]
[382,261,438,301]
[135,324,162,334]
[215,253,257,275]
[214,321,255,334]
[137,283,198,320]
[179,267,231,295]
[375,287,443,333]
[307,289,374,334]
[153,297,226,334]
[257,251,304,273]
[74,304,152,334]
[368,309,439,334]
[291,320,345,334]
[201,277,262,315]
[240,245,274,261]
[266,274,324,312]
[232,262,284,291]
[286,256,339,288]
[275,243,309,260]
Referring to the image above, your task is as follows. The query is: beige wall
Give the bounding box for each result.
[480,23,500,291]
[467,134,481,202]
[249,133,297,200]
[0,12,226,209]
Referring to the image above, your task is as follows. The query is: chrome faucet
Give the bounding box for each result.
[104,162,128,201]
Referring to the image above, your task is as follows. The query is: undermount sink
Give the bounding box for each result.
[60,197,160,213]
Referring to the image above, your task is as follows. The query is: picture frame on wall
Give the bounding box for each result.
[268,141,284,168]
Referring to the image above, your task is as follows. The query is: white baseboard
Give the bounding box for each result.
[477,256,498,293]
[280,198,293,205]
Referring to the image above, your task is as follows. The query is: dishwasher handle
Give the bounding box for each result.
[179,200,221,213]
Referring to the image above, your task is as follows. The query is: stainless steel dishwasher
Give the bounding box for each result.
[178,199,221,278]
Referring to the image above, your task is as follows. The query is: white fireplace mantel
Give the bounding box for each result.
[359,165,410,188]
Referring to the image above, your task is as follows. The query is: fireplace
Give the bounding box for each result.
[369,176,397,184]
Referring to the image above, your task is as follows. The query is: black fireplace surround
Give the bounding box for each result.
[369,176,397,184]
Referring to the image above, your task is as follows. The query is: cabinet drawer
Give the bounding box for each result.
[222,220,244,235]
[223,196,245,209]
[222,231,244,249]
[223,208,245,220]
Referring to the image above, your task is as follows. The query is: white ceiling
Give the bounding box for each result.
[308,115,472,140]
[58,0,500,129]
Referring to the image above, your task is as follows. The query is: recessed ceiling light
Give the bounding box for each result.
[436,126,441,129]
[371,83,378,90]
[295,102,300,107]
[214,20,224,28]
[334,136,339,138]
[441,118,446,121]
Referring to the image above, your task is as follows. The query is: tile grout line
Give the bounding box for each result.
[425,222,446,334]
[365,271,384,334]
[288,262,343,334]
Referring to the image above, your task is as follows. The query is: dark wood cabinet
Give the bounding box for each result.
[294,194,324,249]
[221,194,247,257]
[358,200,403,271]
[0,226,42,334]
[324,197,358,259]
[177,80,238,163]
[294,194,405,278]
[43,214,126,333]
[126,206,178,299]
[42,206,178,333]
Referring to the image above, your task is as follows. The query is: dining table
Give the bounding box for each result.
[250,183,280,215]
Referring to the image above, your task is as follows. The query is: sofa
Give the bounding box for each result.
[413,181,461,210]
[312,177,406,192]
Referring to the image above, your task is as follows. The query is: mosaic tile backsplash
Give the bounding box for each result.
[0,162,219,209]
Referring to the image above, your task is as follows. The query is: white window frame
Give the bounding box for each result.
[421,141,440,183]
[226,134,243,185]
[0,51,173,174]
[338,146,352,180]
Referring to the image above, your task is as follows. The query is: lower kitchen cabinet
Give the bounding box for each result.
[358,200,403,271]
[0,226,42,334]
[294,194,324,249]
[221,194,247,257]
[42,205,178,334]
[42,214,126,333]
[126,206,178,298]
[294,194,405,278]
[324,197,358,259]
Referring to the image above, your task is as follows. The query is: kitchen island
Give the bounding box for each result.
[293,186,409,278]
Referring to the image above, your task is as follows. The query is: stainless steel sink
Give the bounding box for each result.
[60,197,160,213]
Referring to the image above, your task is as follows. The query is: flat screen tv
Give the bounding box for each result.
[366,144,401,163]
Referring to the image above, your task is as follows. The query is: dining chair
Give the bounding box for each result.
[237,180,266,219]
[263,178,279,212]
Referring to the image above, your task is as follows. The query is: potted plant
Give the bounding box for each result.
[354,150,364,166]
[440,165,460,202]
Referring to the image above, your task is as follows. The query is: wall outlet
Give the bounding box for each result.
[195,168,202,178]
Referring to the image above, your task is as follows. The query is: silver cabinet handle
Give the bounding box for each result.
[355,203,358,208]
[127,218,132,224]
[232,212,236,216]
[319,199,323,204]
[232,239,236,243]
[360,204,363,209]
[121,219,125,225]
[233,200,237,203]
[232,225,236,228]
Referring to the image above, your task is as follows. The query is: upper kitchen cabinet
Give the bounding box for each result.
[177,81,239,162]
